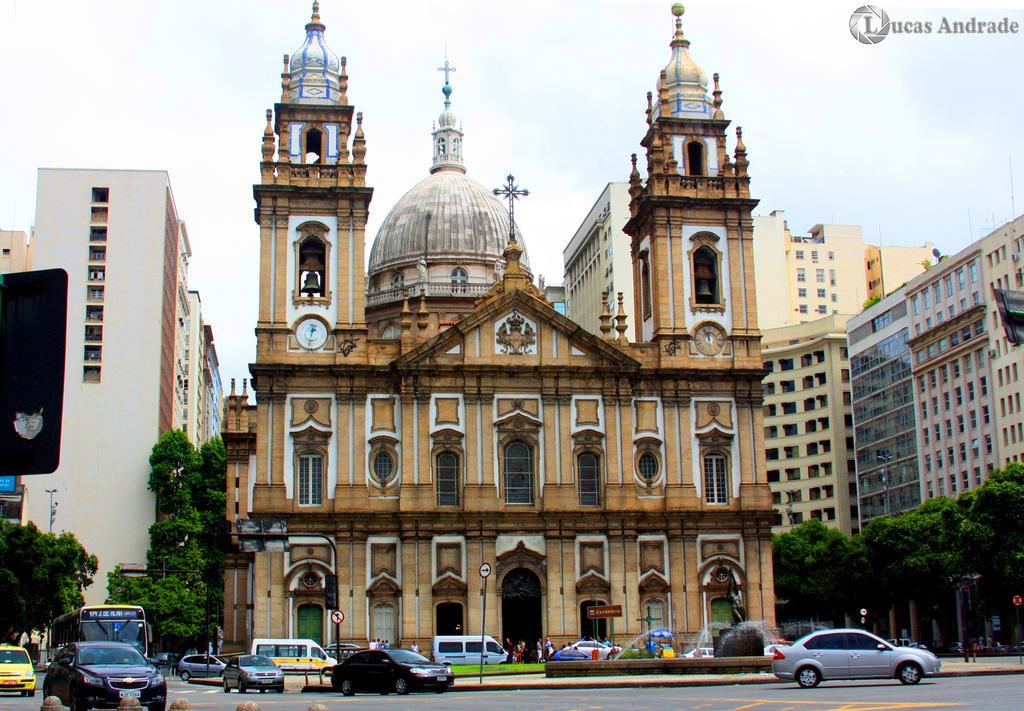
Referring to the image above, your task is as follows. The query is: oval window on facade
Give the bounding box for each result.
[637,451,659,483]
[373,450,395,484]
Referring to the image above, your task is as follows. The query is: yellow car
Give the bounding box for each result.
[0,645,36,697]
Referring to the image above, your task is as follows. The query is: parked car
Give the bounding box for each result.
[430,635,507,666]
[550,647,591,662]
[324,643,361,663]
[0,645,36,697]
[176,654,226,681]
[249,638,335,671]
[683,647,715,658]
[42,642,167,711]
[566,639,621,660]
[772,629,941,688]
[330,648,453,696]
[221,655,285,694]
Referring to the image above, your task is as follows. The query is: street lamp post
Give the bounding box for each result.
[45,488,57,532]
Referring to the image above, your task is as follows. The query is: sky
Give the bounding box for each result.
[2,0,1023,389]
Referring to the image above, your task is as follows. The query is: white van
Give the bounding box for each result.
[249,638,336,671]
[431,635,507,666]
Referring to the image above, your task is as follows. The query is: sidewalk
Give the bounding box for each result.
[275,657,1024,694]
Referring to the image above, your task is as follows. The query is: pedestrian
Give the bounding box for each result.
[535,639,543,662]
[545,637,553,661]
[410,641,419,654]
[368,638,377,650]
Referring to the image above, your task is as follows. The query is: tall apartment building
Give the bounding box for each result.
[563,182,633,335]
[0,229,31,273]
[762,315,859,534]
[980,214,1024,465]
[23,169,190,604]
[753,211,933,330]
[183,290,223,445]
[848,289,922,526]
[905,244,996,500]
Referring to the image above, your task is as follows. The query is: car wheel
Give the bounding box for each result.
[223,677,231,693]
[149,704,166,711]
[239,679,247,694]
[179,670,191,682]
[796,666,822,689]
[435,687,446,694]
[276,686,284,694]
[340,679,355,697]
[70,691,90,711]
[394,677,409,695]
[897,662,923,685]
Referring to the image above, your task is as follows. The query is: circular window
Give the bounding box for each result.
[637,452,660,482]
[301,571,319,589]
[714,567,731,584]
[373,450,395,484]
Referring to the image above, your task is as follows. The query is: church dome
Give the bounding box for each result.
[368,170,528,273]
[286,1,343,104]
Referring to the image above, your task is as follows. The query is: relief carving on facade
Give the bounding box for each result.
[495,309,537,355]
[574,398,601,427]
[695,400,733,431]
[436,542,462,578]
[371,543,397,578]
[579,542,605,577]
[640,540,665,575]
[699,538,740,564]
[291,397,333,428]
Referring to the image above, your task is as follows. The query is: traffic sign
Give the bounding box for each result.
[479,562,492,578]
[1013,594,1023,607]
[859,608,868,617]
[586,604,623,619]
[330,609,345,624]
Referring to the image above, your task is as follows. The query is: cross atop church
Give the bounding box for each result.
[493,174,528,243]
[438,59,456,86]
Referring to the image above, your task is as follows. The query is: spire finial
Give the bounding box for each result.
[438,58,457,108]
[671,3,688,46]
[493,174,529,245]
[311,0,320,22]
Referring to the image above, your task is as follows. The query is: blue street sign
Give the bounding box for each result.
[0,476,15,492]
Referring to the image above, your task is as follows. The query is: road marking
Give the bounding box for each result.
[732,703,767,710]
[706,699,962,710]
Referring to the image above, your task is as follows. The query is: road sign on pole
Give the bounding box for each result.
[1013,594,1023,607]
[330,610,345,624]
[479,562,491,578]
[479,561,491,685]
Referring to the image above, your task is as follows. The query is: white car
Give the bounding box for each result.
[567,640,620,660]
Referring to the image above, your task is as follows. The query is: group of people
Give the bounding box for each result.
[367,638,391,650]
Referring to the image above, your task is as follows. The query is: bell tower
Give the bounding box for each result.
[623,4,760,366]
[253,1,373,362]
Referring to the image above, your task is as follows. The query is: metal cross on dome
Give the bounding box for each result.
[493,174,528,243]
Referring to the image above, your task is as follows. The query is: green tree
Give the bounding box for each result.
[773,519,864,623]
[107,432,226,652]
[0,521,97,643]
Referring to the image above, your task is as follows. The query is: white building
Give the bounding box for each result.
[183,290,223,445]
[563,183,634,336]
[0,229,31,274]
[24,169,189,604]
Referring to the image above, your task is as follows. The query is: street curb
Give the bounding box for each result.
[292,666,1024,694]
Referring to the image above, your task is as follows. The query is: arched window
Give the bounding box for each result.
[437,136,447,158]
[390,272,404,288]
[372,449,396,485]
[452,136,461,160]
[578,452,600,506]
[640,252,653,320]
[637,451,660,484]
[305,127,323,164]
[380,324,401,340]
[703,452,729,504]
[642,598,665,632]
[503,440,534,504]
[686,140,705,176]
[436,452,459,506]
[451,267,469,289]
[297,451,324,505]
[371,603,397,646]
[693,246,719,305]
[298,236,327,298]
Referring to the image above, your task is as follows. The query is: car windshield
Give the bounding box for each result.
[78,646,147,666]
[80,621,146,653]
[0,650,30,664]
[386,649,431,664]
[241,656,275,667]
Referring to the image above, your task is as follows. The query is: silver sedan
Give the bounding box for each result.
[772,628,941,688]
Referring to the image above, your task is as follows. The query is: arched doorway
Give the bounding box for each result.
[579,600,607,640]
[436,602,464,635]
[296,604,323,645]
[501,568,542,657]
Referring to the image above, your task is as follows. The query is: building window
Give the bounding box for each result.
[815,269,825,283]
[297,235,327,298]
[796,268,806,283]
[578,452,601,506]
[795,250,804,260]
[298,451,324,506]
[450,267,468,292]
[304,126,323,163]
[436,452,459,506]
[503,440,534,504]
[372,449,395,485]
[91,187,109,203]
[640,251,653,320]
[692,245,719,305]
[704,452,728,504]
[686,140,705,176]
[637,450,660,484]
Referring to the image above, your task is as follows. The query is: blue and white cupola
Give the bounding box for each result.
[657,4,712,118]
[431,63,465,174]
[286,1,343,104]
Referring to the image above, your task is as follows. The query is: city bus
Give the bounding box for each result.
[51,605,151,656]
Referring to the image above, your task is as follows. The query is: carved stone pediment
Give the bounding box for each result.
[572,428,605,447]
[366,574,401,598]
[495,309,538,355]
[432,573,468,598]
[495,411,542,433]
[576,571,611,595]
[432,427,464,447]
[695,400,734,431]
[639,570,670,593]
[292,425,331,446]
[496,540,547,581]
[291,398,333,428]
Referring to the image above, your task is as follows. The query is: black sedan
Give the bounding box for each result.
[330,648,453,696]
[43,642,167,711]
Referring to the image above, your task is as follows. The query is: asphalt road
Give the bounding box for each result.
[0,674,1018,710]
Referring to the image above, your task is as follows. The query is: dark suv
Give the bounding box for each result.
[43,642,167,711]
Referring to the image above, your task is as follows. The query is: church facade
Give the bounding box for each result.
[221,3,777,653]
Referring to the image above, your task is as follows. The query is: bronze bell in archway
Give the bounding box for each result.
[300,269,322,296]
[694,262,715,300]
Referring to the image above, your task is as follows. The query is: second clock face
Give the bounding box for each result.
[694,323,726,356]
[297,318,328,350]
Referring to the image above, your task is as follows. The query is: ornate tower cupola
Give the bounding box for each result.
[431,62,465,174]
[285,1,343,104]
[623,3,759,366]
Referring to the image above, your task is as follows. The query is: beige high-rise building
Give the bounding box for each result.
[23,169,189,604]
[0,229,31,274]
[753,211,933,330]
[182,290,224,445]
[762,315,858,534]
[563,183,633,335]
[980,213,1024,465]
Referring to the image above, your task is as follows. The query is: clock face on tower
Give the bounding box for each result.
[296,318,329,350]
[693,322,726,356]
